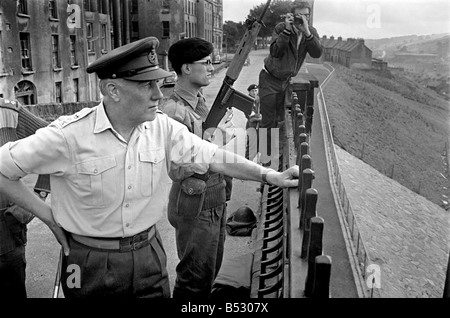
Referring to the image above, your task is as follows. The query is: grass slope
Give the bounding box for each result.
[323,64,450,208]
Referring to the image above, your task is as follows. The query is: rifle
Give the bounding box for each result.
[203,0,272,132]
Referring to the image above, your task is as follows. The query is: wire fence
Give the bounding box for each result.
[316,63,382,298]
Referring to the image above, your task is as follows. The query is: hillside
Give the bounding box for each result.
[365,33,450,58]
[323,64,450,208]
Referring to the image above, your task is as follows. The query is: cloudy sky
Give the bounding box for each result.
[223,0,450,39]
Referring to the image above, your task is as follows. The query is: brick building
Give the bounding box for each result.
[0,0,223,103]
[320,35,372,68]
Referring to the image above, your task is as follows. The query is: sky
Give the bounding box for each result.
[223,0,450,39]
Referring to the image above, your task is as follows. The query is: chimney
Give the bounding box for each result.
[322,35,327,40]
[358,39,365,45]
[330,36,335,40]
[338,36,342,41]
[347,38,354,42]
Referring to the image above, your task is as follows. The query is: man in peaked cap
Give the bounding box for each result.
[0,36,301,298]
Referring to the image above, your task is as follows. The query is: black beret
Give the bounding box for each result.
[86,37,172,81]
[247,84,258,91]
[168,37,214,66]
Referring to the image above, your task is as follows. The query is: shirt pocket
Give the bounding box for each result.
[76,156,117,207]
[139,148,165,196]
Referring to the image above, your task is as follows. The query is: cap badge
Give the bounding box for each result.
[148,50,157,65]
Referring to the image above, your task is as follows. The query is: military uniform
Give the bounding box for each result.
[0,37,220,298]
[161,83,228,299]
[0,99,50,298]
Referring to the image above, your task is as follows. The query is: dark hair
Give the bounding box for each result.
[168,37,214,75]
[291,0,311,13]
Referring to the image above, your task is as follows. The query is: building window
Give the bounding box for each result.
[162,21,170,38]
[52,35,60,68]
[19,32,32,71]
[55,82,62,103]
[84,0,92,12]
[70,35,77,65]
[73,79,79,102]
[18,0,28,14]
[162,0,170,12]
[131,0,138,13]
[101,24,107,52]
[49,0,57,19]
[131,21,139,41]
[86,22,94,52]
[15,80,36,105]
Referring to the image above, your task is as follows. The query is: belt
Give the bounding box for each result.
[70,226,156,252]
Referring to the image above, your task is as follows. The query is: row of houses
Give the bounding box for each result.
[0,0,224,104]
[318,35,373,68]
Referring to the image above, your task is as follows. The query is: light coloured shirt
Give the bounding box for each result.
[160,83,208,181]
[0,102,218,237]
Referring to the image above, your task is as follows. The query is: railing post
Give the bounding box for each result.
[296,141,309,167]
[296,133,307,154]
[304,216,324,297]
[298,154,312,211]
[312,255,332,298]
[299,169,314,229]
[291,77,310,114]
[302,74,318,135]
[301,188,318,258]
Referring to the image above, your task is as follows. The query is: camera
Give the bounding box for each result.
[280,14,303,25]
[294,16,303,25]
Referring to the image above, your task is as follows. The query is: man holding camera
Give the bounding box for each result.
[258,0,322,167]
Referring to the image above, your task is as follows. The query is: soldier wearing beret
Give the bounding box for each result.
[160,37,236,300]
[0,36,300,298]
[0,99,50,298]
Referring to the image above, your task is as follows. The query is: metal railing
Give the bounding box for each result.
[316,63,381,298]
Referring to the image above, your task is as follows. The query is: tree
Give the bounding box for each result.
[248,0,293,38]
[223,20,246,52]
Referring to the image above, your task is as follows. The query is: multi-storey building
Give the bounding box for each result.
[0,0,112,103]
[0,0,223,103]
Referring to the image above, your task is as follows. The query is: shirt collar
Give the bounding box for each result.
[94,101,113,134]
[93,101,147,135]
[173,82,203,111]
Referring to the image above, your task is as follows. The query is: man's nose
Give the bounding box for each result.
[152,84,164,100]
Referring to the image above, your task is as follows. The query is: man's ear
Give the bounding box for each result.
[181,63,191,75]
[102,80,121,102]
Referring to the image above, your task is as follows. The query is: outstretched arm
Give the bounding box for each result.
[209,148,299,188]
[0,173,70,256]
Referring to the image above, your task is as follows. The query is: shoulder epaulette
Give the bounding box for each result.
[0,98,21,112]
[53,107,95,128]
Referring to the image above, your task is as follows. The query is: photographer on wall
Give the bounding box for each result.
[258,0,322,168]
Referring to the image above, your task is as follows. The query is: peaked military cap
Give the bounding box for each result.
[87,37,172,81]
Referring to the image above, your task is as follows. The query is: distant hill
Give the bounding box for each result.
[323,64,450,208]
[365,33,450,59]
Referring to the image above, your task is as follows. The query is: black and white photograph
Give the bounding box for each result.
[0,0,449,306]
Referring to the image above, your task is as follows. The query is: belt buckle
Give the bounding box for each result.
[132,242,139,251]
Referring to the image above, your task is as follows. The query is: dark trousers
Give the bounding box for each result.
[168,183,227,300]
[61,229,170,298]
[258,69,290,159]
[0,245,27,299]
